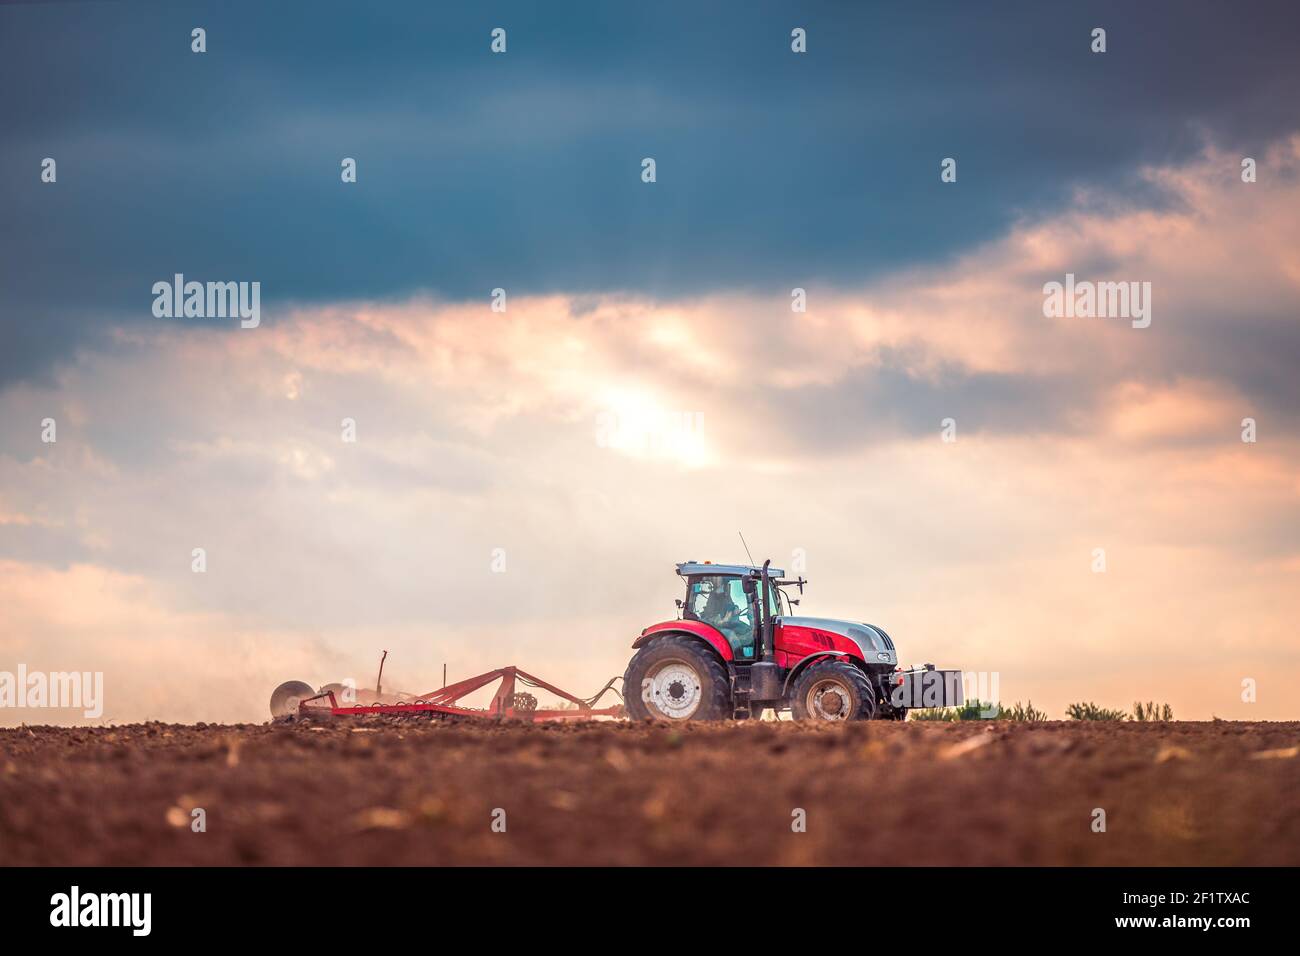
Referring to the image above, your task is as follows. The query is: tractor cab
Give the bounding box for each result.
[675,561,792,659]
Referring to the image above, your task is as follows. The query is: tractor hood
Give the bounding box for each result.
[781,616,897,665]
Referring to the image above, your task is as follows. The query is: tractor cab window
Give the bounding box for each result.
[755,581,787,618]
[685,575,754,656]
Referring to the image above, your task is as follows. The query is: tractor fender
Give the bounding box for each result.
[634,620,734,662]
[781,650,854,698]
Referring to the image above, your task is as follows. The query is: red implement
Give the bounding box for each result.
[297,665,624,722]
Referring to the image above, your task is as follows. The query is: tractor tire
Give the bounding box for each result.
[623,635,731,721]
[789,661,877,722]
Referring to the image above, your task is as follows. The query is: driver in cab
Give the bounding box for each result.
[701,584,752,655]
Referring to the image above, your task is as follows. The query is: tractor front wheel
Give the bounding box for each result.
[790,661,877,721]
[623,635,731,721]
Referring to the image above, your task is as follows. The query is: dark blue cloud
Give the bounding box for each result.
[2,0,1298,384]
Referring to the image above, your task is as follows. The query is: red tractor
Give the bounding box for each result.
[623,560,961,721]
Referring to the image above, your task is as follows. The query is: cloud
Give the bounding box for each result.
[5,1,1300,386]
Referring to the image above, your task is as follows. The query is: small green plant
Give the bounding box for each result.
[1066,701,1129,721]
[910,699,1000,721]
[955,699,996,720]
[908,706,957,721]
[997,700,1049,721]
[1132,701,1174,721]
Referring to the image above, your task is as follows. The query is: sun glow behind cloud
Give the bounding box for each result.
[596,386,713,469]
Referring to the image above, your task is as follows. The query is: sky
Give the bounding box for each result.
[1,0,1298,724]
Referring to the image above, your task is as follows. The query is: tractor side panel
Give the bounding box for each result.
[775,623,866,664]
[634,620,735,662]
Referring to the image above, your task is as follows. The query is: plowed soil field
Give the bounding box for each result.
[2,719,1297,865]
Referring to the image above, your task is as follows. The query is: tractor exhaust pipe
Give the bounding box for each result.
[749,559,782,703]
[759,559,774,662]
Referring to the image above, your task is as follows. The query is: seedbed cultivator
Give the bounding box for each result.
[271,659,624,723]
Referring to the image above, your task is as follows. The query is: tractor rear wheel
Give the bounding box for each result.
[623,635,731,721]
[790,661,877,721]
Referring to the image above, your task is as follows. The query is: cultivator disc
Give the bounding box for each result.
[270,680,317,719]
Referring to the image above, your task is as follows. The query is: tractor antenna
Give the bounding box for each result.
[739,531,756,567]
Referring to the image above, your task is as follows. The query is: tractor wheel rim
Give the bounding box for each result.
[643,659,704,719]
[808,679,851,721]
